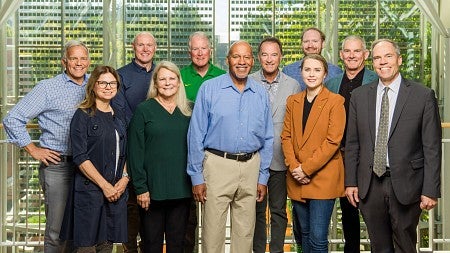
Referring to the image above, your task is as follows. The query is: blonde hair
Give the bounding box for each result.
[147,61,192,116]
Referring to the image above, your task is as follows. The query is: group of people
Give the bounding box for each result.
[2,26,441,253]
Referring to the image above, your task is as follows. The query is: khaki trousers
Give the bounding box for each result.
[201,151,260,253]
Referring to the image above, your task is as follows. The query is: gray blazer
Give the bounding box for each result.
[250,70,300,171]
[345,77,441,205]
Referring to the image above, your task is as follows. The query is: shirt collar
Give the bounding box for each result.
[378,73,401,94]
[221,73,257,93]
[62,72,89,87]
[188,62,213,76]
[132,58,155,73]
[258,69,281,84]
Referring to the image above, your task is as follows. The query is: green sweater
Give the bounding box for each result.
[127,98,191,200]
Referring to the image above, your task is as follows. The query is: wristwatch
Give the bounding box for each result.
[122,171,130,179]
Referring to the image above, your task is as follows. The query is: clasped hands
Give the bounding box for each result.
[291,165,310,185]
[102,177,129,203]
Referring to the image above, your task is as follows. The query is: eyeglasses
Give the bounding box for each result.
[96,81,118,89]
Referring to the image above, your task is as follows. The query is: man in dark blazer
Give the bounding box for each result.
[250,37,300,253]
[345,39,441,253]
[326,35,378,253]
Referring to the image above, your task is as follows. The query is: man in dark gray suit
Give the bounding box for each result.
[250,37,300,253]
[345,39,441,253]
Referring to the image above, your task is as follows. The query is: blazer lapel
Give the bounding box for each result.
[299,88,328,148]
[368,83,377,145]
[292,92,305,148]
[389,80,410,138]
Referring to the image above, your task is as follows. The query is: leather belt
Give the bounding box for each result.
[206,148,256,162]
[60,155,73,162]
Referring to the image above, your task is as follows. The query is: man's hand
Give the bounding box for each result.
[193,183,207,204]
[256,184,267,202]
[24,143,61,166]
[137,192,151,211]
[420,195,438,210]
[345,187,359,208]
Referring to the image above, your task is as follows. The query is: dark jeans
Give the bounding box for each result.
[293,199,335,253]
[253,170,288,253]
[140,198,191,253]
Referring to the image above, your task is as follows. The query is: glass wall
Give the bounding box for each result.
[0,0,443,252]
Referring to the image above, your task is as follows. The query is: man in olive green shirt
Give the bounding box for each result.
[180,31,226,253]
[181,31,226,102]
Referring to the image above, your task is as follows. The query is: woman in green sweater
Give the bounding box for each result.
[127,61,192,253]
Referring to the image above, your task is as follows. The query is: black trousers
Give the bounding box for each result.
[359,174,422,253]
[140,198,191,253]
[340,196,361,253]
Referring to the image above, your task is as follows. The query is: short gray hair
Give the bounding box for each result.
[188,31,211,51]
[62,40,89,60]
[371,38,401,55]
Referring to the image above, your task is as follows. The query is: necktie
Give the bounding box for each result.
[373,87,389,177]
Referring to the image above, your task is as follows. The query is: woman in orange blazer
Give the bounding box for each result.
[281,54,346,253]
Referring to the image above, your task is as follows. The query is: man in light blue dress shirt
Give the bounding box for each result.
[283,27,342,91]
[187,40,274,253]
[3,40,90,253]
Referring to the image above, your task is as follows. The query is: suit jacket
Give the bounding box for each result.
[325,68,378,93]
[281,87,346,201]
[250,70,301,171]
[345,77,442,205]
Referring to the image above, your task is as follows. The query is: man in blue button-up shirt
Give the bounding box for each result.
[283,27,343,91]
[187,40,274,253]
[3,40,90,253]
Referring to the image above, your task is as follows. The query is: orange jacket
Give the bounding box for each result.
[281,87,346,202]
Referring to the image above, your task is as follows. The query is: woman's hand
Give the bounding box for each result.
[101,182,119,202]
[137,192,151,211]
[291,165,310,184]
[114,177,129,198]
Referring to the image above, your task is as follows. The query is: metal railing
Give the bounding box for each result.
[1,124,450,252]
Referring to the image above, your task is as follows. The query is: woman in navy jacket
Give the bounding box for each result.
[62,65,129,252]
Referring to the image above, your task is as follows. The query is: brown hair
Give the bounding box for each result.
[301,54,329,75]
[79,65,120,116]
